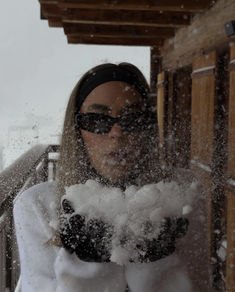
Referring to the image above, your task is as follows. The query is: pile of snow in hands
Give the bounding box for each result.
[62,179,199,265]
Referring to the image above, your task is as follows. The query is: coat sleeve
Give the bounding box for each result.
[13,185,58,292]
[54,248,126,292]
[125,169,214,292]
[125,212,212,292]
[13,183,127,292]
[125,254,193,292]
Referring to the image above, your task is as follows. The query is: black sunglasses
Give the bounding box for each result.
[75,111,157,134]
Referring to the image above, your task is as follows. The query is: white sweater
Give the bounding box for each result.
[13,179,212,292]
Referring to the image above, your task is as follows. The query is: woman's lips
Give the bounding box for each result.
[107,151,128,159]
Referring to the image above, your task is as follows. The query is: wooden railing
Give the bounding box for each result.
[0,144,59,291]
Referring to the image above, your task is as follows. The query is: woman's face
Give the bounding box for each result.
[80,81,145,182]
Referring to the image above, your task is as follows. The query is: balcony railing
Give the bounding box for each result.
[0,144,59,291]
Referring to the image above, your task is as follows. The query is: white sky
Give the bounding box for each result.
[0,0,150,165]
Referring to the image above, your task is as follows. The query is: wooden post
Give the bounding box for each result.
[156,71,168,165]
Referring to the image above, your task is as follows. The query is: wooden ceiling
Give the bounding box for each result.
[39,0,215,46]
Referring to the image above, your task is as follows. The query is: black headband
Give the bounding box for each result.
[75,64,148,112]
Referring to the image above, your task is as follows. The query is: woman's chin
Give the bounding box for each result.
[99,164,131,183]
[90,156,136,183]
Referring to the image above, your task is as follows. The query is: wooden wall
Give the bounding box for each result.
[171,67,192,168]
[191,51,227,291]
[157,67,191,169]
[157,47,234,291]
[161,0,235,70]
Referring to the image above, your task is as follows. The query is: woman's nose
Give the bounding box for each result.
[108,122,123,138]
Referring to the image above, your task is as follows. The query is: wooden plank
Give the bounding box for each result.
[228,46,235,180]
[191,51,228,290]
[64,19,183,28]
[157,71,167,163]
[48,17,62,27]
[191,52,217,166]
[193,51,217,72]
[63,23,174,38]
[190,163,213,250]
[57,0,212,12]
[231,43,235,61]
[41,3,61,18]
[190,164,217,290]
[39,0,58,3]
[172,67,192,168]
[191,51,215,281]
[61,8,190,28]
[67,35,163,46]
[191,75,215,165]
[67,32,163,40]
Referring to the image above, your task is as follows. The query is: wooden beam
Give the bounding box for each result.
[58,0,213,12]
[41,3,60,18]
[61,8,191,28]
[67,35,163,46]
[40,6,47,20]
[48,17,62,27]
[67,33,164,41]
[63,23,175,38]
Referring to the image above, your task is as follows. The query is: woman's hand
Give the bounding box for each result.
[135,217,189,263]
[60,199,113,262]
[60,199,189,264]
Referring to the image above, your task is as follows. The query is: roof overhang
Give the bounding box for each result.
[39,0,215,46]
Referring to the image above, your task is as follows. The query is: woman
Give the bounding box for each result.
[14,63,211,292]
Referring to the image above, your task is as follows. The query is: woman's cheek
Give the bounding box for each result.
[81,131,104,159]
